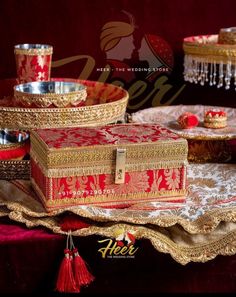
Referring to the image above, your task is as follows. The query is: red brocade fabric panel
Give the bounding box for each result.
[52,168,186,200]
[35,124,181,149]
[0,218,236,294]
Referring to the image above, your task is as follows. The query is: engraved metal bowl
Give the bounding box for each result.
[14,81,87,108]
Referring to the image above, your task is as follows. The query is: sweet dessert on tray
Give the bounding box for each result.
[204,110,227,129]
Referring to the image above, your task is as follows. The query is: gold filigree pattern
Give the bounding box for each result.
[2,207,236,265]
[0,142,24,150]
[14,87,87,108]
[14,47,53,56]
[30,131,188,171]
[0,160,30,180]
[183,34,236,61]
[0,94,128,129]
[218,28,236,45]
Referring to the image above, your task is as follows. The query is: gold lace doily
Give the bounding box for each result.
[1,163,236,264]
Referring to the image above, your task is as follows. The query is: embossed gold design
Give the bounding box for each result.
[14,47,53,56]
[14,88,87,108]
[0,142,24,150]
[30,137,188,177]
[0,160,30,180]
[187,140,231,163]
[0,94,128,129]
[1,197,236,265]
[183,35,236,62]
[219,28,236,45]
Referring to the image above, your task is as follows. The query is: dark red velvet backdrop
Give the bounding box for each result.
[1,217,236,295]
[0,0,236,111]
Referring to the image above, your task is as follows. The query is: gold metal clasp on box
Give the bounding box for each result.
[115,148,126,184]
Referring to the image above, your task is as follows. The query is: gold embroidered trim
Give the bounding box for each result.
[0,160,30,180]
[1,178,236,237]
[31,178,187,209]
[32,154,188,178]
[0,94,128,129]
[14,88,87,108]
[0,142,24,150]
[5,209,236,265]
[2,185,236,235]
[219,29,236,45]
[14,47,53,56]
[30,134,188,169]
[184,53,236,64]
[183,38,236,61]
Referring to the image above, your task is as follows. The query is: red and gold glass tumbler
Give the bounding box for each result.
[14,44,53,84]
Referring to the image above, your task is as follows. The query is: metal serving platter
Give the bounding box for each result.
[0,79,129,129]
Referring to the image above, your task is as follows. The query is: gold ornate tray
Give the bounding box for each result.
[131,105,236,140]
[0,79,129,129]
[0,159,30,180]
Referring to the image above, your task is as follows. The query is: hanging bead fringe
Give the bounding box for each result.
[184,54,236,90]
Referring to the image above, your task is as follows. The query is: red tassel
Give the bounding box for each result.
[56,248,80,293]
[73,248,94,287]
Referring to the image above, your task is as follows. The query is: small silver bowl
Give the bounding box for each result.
[14,81,87,108]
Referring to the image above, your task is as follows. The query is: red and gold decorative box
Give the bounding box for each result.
[30,124,188,211]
